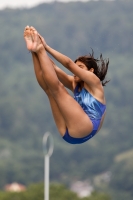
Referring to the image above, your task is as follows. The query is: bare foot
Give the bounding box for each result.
[24,26,33,51]
[30,27,44,52]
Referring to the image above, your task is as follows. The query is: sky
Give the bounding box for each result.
[0,0,90,10]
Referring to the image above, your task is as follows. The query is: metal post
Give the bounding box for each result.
[43,132,54,200]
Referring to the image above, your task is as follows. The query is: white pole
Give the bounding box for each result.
[45,155,49,200]
[43,132,54,200]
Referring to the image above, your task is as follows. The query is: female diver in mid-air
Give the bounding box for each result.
[24,26,109,144]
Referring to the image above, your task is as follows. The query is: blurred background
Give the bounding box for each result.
[0,0,133,200]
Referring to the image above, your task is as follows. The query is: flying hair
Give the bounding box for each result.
[75,49,110,86]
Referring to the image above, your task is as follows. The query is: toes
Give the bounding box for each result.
[24,26,30,36]
[30,26,35,30]
[24,25,30,31]
[30,26,36,33]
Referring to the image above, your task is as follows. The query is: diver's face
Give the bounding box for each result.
[74,61,88,82]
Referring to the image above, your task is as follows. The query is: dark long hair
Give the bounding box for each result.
[75,50,110,86]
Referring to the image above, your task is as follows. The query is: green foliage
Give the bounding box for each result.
[0,183,110,200]
[84,191,110,200]
[110,150,133,194]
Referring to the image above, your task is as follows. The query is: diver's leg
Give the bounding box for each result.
[31,51,66,136]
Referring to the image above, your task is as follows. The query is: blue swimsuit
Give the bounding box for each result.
[63,84,106,144]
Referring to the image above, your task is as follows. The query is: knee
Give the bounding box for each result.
[37,80,49,94]
[50,81,65,97]
[44,88,51,96]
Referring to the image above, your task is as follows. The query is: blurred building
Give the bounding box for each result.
[4,182,26,192]
[70,181,93,198]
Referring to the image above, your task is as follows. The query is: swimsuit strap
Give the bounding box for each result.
[74,83,80,94]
